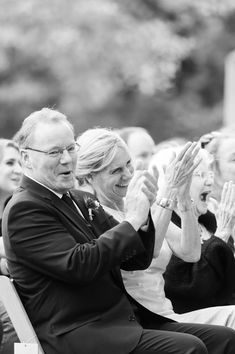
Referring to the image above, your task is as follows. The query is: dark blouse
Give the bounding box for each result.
[163,211,235,313]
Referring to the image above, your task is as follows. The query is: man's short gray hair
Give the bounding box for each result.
[13,107,74,149]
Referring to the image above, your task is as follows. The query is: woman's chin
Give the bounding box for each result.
[197,206,208,216]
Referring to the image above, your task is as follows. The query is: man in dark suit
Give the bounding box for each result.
[2,108,235,354]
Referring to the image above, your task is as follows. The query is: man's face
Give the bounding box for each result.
[25,121,77,194]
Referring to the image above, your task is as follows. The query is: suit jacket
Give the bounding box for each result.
[2,176,170,354]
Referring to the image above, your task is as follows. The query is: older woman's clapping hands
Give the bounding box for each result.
[164,142,201,190]
[148,142,202,259]
[155,142,201,210]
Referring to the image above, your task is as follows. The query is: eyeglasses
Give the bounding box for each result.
[193,171,214,179]
[25,143,80,158]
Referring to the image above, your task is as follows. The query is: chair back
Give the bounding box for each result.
[0,275,45,354]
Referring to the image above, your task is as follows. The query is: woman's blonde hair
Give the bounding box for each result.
[0,139,19,163]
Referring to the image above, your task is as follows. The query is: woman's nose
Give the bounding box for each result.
[14,162,22,174]
[205,172,214,185]
[124,167,134,179]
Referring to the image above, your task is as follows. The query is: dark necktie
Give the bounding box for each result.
[62,193,78,214]
[62,193,92,228]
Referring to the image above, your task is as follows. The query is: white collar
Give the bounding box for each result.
[24,174,62,198]
[24,174,85,218]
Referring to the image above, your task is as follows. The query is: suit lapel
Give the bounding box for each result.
[70,190,115,234]
[51,197,96,241]
[21,176,95,241]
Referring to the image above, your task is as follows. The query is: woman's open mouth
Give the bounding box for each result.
[200,191,211,202]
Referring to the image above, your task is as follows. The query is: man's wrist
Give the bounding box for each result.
[140,215,150,231]
[124,216,143,231]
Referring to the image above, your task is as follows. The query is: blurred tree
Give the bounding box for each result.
[0,0,234,141]
[89,0,235,142]
[0,0,192,136]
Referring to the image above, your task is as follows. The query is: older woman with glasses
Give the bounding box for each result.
[169,127,235,308]
[76,127,235,335]
[199,127,235,243]
[157,146,235,317]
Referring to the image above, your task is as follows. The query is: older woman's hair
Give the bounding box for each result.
[76,128,127,186]
[0,139,19,162]
[13,107,74,149]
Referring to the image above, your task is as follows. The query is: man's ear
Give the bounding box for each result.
[86,173,93,184]
[20,149,32,169]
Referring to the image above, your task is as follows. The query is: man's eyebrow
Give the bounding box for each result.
[49,143,75,149]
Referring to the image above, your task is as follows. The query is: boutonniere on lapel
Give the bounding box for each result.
[84,195,100,221]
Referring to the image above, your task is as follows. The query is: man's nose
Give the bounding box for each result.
[60,149,72,163]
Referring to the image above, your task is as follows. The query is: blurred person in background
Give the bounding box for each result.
[117,126,155,169]
[76,127,235,354]
[0,139,22,354]
[154,137,187,155]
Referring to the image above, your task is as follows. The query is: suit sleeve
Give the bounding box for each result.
[4,198,155,285]
[97,208,155,271]
[120,215,155,271]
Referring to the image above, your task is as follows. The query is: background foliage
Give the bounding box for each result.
[0,0,235,143]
